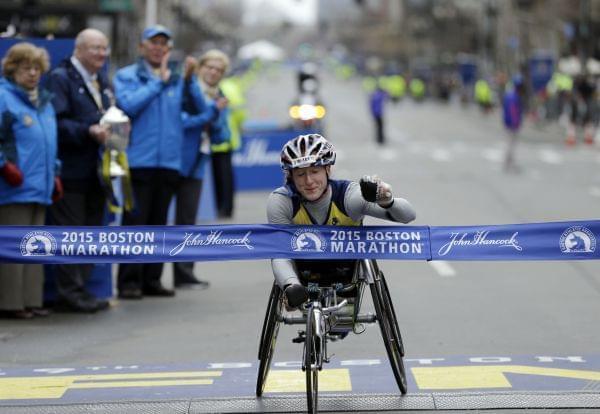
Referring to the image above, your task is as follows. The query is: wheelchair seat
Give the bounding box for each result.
[294,259,359,297]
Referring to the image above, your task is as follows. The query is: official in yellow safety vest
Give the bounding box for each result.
[385,74,406,103]
[474,79,493,111]
[212,74,248,217]
[409,78,425,101]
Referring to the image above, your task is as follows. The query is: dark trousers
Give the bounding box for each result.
[117,168,179,291]
[47,180,105,303]
[374,115,385,145]
[211,151,235,218]
[173,176,202,283]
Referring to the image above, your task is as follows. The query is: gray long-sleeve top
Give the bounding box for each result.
[267,181,416,287]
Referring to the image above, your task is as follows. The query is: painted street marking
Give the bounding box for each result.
[538,149,563,165]
[264,368,351,393]
[380,150,397,161]
[407,142,425,154]
[394,131,410,143]
[2,356,599,403]
[482,148,503,163]
[589,186,600,197]
[450,141,468,153]
[412,365,600,390]
[0,371,222,400]
[431,148,452,162]
[429,260,456,277]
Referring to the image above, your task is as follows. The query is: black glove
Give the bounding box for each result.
[360,175,393,205]
[360,176,378,202]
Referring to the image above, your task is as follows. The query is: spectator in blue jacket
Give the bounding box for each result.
[502,75,526,172]
[46,28,112,313]
[369,83,388,145]
[113,25,213,299]
[0,42,61,319]
[174,50,229,289]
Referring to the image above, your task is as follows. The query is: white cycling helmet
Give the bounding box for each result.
[280,134,336,171]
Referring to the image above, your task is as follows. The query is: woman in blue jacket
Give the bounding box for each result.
[173,51,229,288]
[0,42,61,319]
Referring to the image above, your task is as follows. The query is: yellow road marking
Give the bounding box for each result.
[264,368,352,393]
[0,371,222,400]
[70,379,214,388]
[70,371,222,381]
[413,365,600,390]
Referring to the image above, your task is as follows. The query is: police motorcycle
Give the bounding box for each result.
[289,62,326,132]
[289,91,326,131]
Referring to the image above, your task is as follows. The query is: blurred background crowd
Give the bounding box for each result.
[1,0,599,142]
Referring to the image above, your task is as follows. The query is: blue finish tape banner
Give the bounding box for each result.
[0,220,598,264]
[430,220,600,261]
[0,225,430,264]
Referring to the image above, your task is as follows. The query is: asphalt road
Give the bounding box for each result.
[1,65,599,412]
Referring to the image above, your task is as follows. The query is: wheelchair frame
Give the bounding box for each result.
[256,258,407,413]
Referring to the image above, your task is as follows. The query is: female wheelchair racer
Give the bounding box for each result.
[257,134,416,411]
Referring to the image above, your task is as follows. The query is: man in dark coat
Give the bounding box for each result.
[46,28,112,313]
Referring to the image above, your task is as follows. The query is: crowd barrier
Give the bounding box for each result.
[1,220,598,264]
[233,123,321,191]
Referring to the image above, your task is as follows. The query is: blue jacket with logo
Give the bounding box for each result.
[0,78,58,205]
[180,78,226,179]
[114,59,202,171]
[46,58,112,182]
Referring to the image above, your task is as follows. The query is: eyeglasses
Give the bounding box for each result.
[87,45,111,54]
[146,38,171,47]
[203,64,225,74]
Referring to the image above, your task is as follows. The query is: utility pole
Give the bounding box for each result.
[578,0,590,74]
[146,0,157,27]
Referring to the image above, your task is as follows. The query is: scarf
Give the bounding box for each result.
[27,88,39,107]
[199,78,219,100]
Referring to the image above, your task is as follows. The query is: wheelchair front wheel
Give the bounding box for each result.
[256,282,282,397]
[370,264,408,394]
[304,306,319,414]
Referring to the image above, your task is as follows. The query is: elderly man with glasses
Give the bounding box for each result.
[46,28,112,313]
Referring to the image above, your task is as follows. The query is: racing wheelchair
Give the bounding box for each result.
[256,258,407,413]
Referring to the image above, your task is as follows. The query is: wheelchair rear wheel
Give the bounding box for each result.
[256,282,282,397]
[304,306,319,414]
[369,262,408,394]
[374,261,405,356]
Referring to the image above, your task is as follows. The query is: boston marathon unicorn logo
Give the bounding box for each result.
[20,231,57,256]
[291,229,327,252]
[560,226,596,253]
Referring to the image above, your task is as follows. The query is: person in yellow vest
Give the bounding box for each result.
[475,78,493,112]
[409,77,425,101]
[566,74,596,146]
[362,75,377,94]
[212,71,247,218]
[336,63,355,80]
[546,71,573,119]
[218,76,245,153]
[386,74,406,103]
